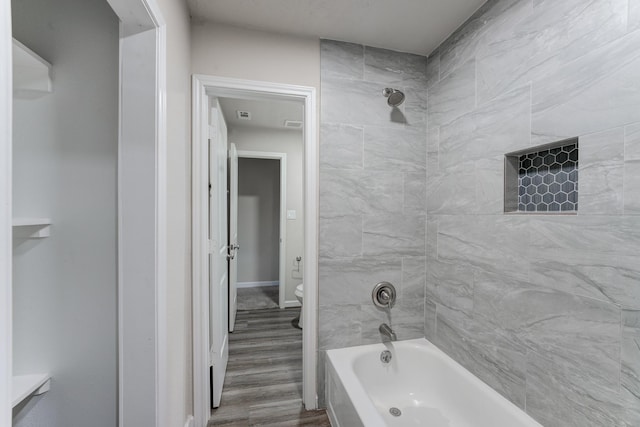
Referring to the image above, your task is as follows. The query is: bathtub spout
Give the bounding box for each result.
[379,323,397,342]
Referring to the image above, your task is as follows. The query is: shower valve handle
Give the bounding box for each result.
[372,282,397,309]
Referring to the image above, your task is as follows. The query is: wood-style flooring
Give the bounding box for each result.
[236,286,279,311]
[208,307,331,426]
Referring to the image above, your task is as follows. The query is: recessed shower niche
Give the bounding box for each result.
[505,138,578,213]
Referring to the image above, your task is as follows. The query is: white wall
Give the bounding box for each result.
[191,23,320,89]
[11,0,118,425]
[231,128,304,302]
[237,158,280,284]
[155,0,193,425]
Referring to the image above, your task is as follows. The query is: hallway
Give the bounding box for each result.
[209,308,330,426]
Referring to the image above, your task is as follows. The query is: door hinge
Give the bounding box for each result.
[209,125,216,139]
[208,239,214,253]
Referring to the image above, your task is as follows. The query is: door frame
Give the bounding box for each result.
[236,151,288,309]
[192,75,318,427]
[0,1,12,424]
[106,0,168,425]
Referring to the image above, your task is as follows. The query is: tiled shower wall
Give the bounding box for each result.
[425,0,640,425]
[318,40,428,402]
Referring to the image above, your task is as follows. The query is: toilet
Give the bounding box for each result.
[295,283,304,329]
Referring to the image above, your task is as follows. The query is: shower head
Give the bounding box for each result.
[383,88,405,107]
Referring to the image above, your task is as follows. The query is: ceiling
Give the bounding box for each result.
[187,0,487,56]
[218,97,304,132]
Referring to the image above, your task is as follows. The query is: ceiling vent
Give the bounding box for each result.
[284,120,303,129]
[236,110,251,120]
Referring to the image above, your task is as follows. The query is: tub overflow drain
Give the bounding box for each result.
[389,407,402,417]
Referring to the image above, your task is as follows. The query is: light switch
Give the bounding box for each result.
[287,210,297,220]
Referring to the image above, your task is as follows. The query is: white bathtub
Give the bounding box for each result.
[326,339,542,427]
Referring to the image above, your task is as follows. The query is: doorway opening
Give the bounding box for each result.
[236,150,297,313]
[236,156,283,310]
[192,75,318,427]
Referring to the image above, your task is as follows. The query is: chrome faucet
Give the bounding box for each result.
[379,323,397,342]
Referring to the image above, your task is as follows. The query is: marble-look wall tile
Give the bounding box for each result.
[425,215,438,260]
[319,215,362,259]
[437,110,477,171]
[317,351,327,408]
[532,30,640,143]
[320,39,364,80]
[318,305,362,350]
[356,304,388,345]
[319,123,363,170]
[426,258,474,317]
[525,349,626,427]
[425,49,440,89]
[426,165,477,215]
[434,86,531,212]
[474,85,531,156]
[427,58,476,128]
[579,127,624,214]
[363,126,426,172]
[473,271,621,381]
[622,309,640,416]
[403,172,426,214]
[321,77,406,127]
[475,20,534,106]
[477,0,627,105]
[319,257,402,306]
[401,256,426,303]
[436,294,527,355]
[439,0,530,79]
[625,122,640,214]
[426,127,439,196]
[360,300,425,344]
[402,88,428,126]
[437,85,529,171]
[319,169,403,216]
[631,0,640,32]
[529,0,627,66]
[423,1,640,424]
[319,40,428,370]
[528,216,640,308]
[362,214,425,257]
[424,300,437,342]
[426,127,439,168]
[385,300,426,340]
[626,122,640,159]
[437,215,529,281]
[363,46,427,88]
[474,157,505,214]
[433,314,527,409]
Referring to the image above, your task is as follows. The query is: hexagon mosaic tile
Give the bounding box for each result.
[518,143,578,212]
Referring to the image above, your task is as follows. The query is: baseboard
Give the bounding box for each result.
[284,300,301,308]
[236,281,279,289]
[327,401,338,427]
[184,415,194,427]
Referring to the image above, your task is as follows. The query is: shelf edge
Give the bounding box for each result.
[12,374,51,407]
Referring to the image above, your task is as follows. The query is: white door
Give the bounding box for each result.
[228,143,239,332]
[209,100,229,408]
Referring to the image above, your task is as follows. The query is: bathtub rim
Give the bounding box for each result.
[326,338,543,427]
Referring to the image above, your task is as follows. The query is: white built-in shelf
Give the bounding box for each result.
[13,38,52,99]
[12,218,52,238]
[12,374,51,407]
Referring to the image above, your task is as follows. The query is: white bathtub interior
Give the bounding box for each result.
[326,339,542,427]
